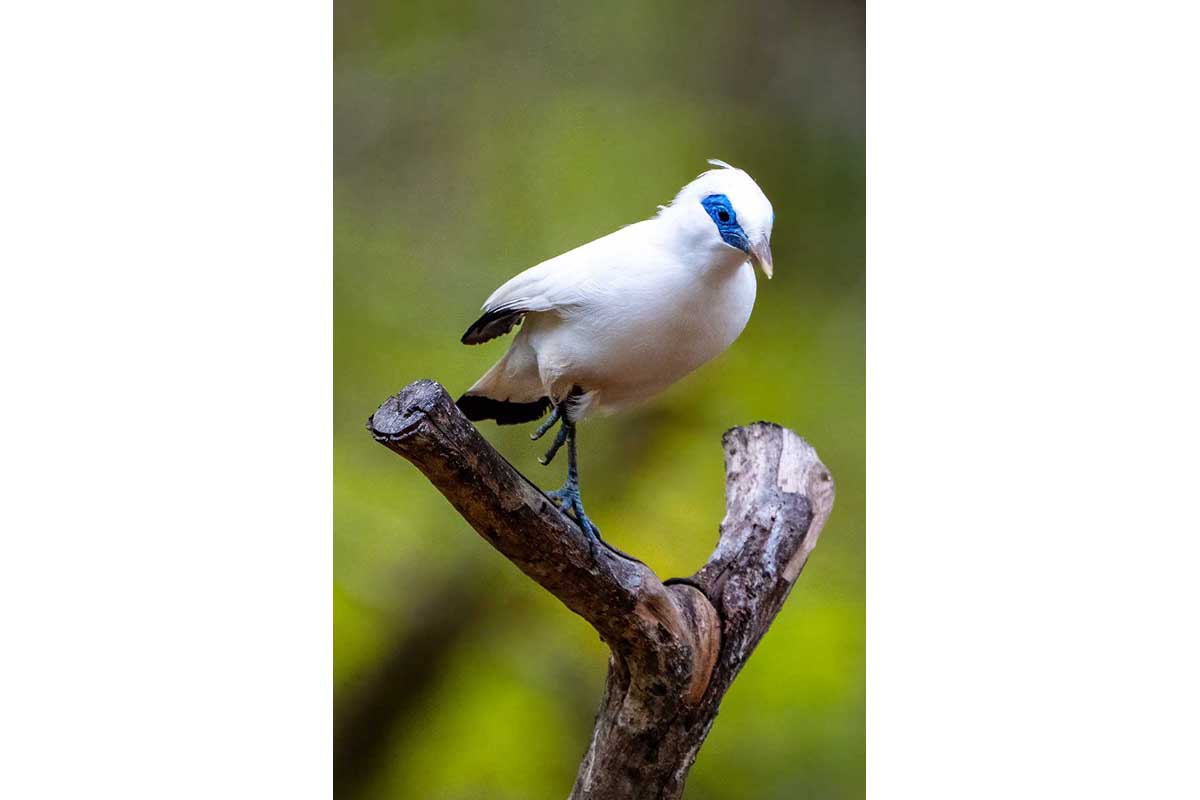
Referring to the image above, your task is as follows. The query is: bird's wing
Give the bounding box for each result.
[460,221,654,345]
[460,303,530,345]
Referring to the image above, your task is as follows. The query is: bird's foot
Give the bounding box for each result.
[546,483,641,564]
[547,483,592,529]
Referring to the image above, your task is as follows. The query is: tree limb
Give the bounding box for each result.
[367,379,835,800]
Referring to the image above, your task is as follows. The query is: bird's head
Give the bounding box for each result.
[662,159,775,278]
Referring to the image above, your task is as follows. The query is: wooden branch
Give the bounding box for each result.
[367,379,835,800]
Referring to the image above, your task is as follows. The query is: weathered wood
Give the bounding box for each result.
[367,380,835,800]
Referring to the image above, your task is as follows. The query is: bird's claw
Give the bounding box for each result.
[545,483,640,563]
[547,484,600,538]
[539,423,570,466]
[530,405,562,441]
[546,486,568,509]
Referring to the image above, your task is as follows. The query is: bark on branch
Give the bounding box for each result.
[367,379,835,800]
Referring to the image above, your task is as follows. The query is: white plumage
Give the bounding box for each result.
[458,159,775,424]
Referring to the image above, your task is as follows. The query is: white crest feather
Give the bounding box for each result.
[707,158,736,170]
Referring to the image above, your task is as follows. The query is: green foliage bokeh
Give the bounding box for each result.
[335,1,863,797]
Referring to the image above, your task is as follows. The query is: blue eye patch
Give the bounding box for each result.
[700,193,751,254]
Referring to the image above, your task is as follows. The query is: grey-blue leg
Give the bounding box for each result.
[534,398,640,561]
[546,420,602,546]
[544,419,643,563]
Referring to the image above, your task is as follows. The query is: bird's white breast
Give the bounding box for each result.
[524,254,757,415]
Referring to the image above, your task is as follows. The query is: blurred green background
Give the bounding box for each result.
[335,1,863,797]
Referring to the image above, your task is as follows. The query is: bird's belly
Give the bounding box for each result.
[531,262,757,413]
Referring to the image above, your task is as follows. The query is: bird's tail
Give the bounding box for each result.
[456,339,550,425]
[456,394,550,425]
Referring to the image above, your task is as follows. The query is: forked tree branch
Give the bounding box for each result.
[367,379,835,800]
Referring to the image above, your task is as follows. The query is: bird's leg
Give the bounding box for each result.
[543,423,642,563]
[545,421,599,541]
[529,403,562,442]
[544,420,577,507]
[564,424,602,543]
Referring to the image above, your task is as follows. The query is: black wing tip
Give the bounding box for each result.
[460,307,525,346]
[456,394,551,426]
[460,324,484,345]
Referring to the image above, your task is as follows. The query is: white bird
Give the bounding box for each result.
[457,159,775,548]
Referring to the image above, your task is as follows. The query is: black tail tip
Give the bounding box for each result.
[456,394,551,425]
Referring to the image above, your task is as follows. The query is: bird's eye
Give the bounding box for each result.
[717,209,730,222]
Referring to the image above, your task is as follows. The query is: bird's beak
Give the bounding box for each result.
[750,237,774,279]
